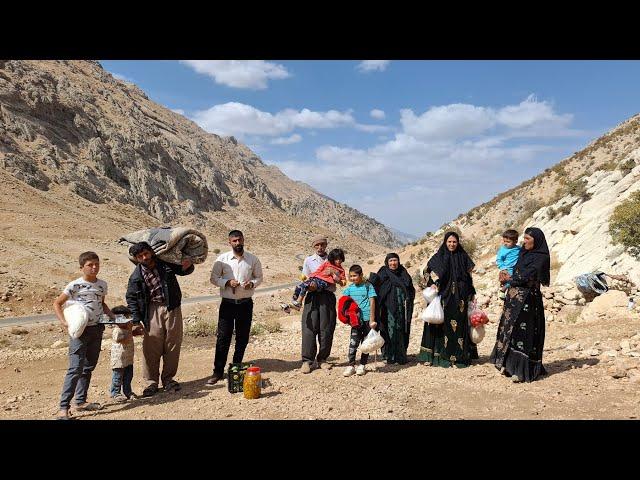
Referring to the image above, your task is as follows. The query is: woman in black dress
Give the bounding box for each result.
[490,227,550,382]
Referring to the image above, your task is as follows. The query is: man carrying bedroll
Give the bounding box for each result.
[125,241,194,397]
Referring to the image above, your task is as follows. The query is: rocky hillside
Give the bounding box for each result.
[0,60,400,248]
[399,113,640,287]
[394,114,640,336]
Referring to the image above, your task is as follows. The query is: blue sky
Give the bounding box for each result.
[100,60,640,236]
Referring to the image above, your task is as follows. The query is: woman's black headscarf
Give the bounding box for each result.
[427,231,476,304]
[514,227,551,286]
[375,253,416,331]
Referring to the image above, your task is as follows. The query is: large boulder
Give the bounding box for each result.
[579,290,629,321]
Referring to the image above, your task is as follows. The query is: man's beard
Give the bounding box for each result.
[233,245,244,254]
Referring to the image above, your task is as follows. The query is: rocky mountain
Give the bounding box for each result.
[0,60,400,248]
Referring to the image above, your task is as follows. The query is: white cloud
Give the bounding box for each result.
[400,104,496,141]
[264,95,586,235]
[171,108,185,115]
[271,134,302,145]
[181,60,290,89]
[357,61,391,73]
[354,124,395,133]
[191,102,355,138]
[370,109,386,120]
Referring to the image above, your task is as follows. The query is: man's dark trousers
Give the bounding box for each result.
[213,298,253,376]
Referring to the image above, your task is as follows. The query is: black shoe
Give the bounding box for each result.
[142,385,158,397]
[206,373,224,386]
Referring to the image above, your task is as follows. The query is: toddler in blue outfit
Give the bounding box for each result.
[496,229,521,299]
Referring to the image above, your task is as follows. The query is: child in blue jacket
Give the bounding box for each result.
[496,229,521,299]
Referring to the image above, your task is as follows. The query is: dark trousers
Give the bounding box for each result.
[213,299,253,375]
[110,364,134,398]
[59,324,104,409]
[301,290,336,364]
[348,323,372,365]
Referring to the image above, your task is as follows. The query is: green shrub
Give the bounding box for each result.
[404,261,412,268]
[565,178,591,202]
[547,207,558,220]
[213,248,221,254]
[367,259,374,265]
[462,238,478,258]
[609,191,640,259]
[251,319,282,336]
[558,204,572,217]
[185,319,217,337]
[619,158,636,176]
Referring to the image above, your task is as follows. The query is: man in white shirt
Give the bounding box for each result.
[300,236,337,374]
[207,230,263,385]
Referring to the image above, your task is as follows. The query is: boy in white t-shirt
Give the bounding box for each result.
[53,251,114,419]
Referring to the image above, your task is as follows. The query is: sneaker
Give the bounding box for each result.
[499,291,506,300]
[112,394,128,403]
[343,366,356,377]
[300,362,312,374]
[55,409,72,420]
[511,375,522,383]
[356,364,366,376]
[319,361,333,370]
[280,303,291,314]
[74,402,103,412]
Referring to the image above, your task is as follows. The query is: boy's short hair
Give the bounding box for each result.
[228,230,243,238]
[111,305,132,316]
[349,264,363,276]
[79,251,99,267]
[328,248,345,263]
[502,229,519,242]
[129,242,154,258]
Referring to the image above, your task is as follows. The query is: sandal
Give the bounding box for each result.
[142,384,159,397]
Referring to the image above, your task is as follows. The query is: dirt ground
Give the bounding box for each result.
[1,297,639,420]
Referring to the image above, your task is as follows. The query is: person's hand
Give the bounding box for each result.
[59,319,68,329]
[242,281,254,290]
[332,273,341,282]
[181,258,193,270]
[369,321,377,329]
[132,325,144,336]
[308,282,318,292]
[226,279,241,289]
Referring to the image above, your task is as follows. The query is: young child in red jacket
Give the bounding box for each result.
[282,248,346,312]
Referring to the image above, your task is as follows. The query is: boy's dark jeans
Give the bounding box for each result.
[294,278,330,301]
[111,365,134,398]
[348,323,372,365]
[59,324,104,409]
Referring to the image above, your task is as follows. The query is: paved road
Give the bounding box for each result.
[0,282,297,329]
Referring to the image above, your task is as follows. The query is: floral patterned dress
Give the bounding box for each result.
[489,276,547,382]
[417,282,476,368]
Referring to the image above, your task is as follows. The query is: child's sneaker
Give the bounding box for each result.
[112,394,128,403]
[280,303,291,314]
[290,301,302,311]
[343,365,356,377]
[356,364,366,376]
[499,291,506,300]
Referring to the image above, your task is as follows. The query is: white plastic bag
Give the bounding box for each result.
[64,303,89,339]
[470,324,486,344]
[422,285,438,304]
[419,307,431,323]
[423,295,444,325]
[360,329,385,354]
